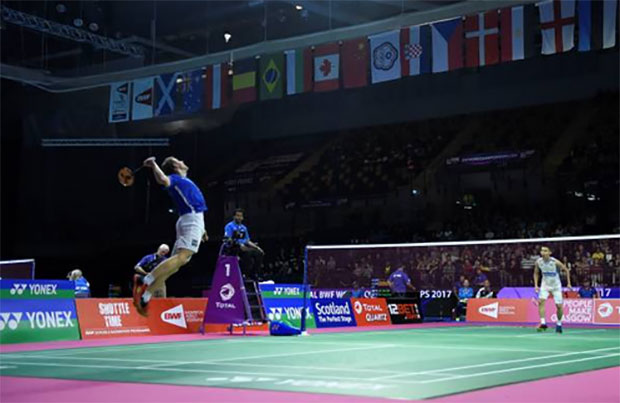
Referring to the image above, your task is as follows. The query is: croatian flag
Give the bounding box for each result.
[431,18,464,73]
[400,24,431,76]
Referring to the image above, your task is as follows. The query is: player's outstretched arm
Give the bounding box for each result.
[143,157,171,187]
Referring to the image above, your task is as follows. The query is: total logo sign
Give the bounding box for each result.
[594,299,620,325]
[351,298,392,326]
[216,283,237,310]
[160,304,204,329]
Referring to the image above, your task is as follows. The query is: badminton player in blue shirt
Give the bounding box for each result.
[132,156,209,316]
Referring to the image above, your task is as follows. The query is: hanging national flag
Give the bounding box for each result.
[369,30,401,84]
[175,70,203,113]
[232,58,257,104]
[313,43,340,92]
[500,5,536,62]
[108,82,130,123]
[539,0,576,55]
[465,11,499,67]
[154,73,179,116]
[284,48,312,95]
[259,53,284,100]
[204,64,229,110]
[431,18,464,73]
[578,0,618,51]
[341,37,368,88]
[401,24,431,76]
[131,78,154,121]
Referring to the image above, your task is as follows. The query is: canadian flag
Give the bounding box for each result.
[313,43,340,92]
[161,304,187,329]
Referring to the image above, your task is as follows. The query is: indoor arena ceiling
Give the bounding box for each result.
[0,1,532,92]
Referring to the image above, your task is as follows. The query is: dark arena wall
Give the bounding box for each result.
[1,47,618,297]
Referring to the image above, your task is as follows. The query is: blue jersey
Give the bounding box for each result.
[388,270,410,293]
[74,277,90,298]
[137,254,167,272]
[166,174,207,216]
[458,287,474,300]
[578,287,598,298]
[224,221,250,245]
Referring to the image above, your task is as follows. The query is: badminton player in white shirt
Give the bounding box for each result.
[533,246,572,333]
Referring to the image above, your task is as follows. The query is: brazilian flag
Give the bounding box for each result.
[259,53,284,100]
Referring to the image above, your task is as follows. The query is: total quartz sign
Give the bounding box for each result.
[351,298,392,326]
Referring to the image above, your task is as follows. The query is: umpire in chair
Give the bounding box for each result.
[223,208,265,280]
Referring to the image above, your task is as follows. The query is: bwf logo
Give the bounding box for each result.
[479,302,499,319]
[0,312,22,331]
[10,284,27,295]
[161,305,187,329]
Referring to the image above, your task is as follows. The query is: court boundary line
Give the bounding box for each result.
[0,353,408,375]
[0,360,440,385]
[374,346,620,380]
[419,353,620,384]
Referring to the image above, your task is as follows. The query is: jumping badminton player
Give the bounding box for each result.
[533,246,572,333]
[132,156,208,316]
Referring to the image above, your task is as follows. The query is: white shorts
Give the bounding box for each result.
[172,212,205,255]
[539,283,563,304]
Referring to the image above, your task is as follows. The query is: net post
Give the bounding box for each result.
[299,245,309,336]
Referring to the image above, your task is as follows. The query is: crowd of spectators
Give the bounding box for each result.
[558,93,619,190]
[282,117,463,203]
[303,238,619,291]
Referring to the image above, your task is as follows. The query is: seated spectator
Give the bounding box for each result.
[473,268,488,287]
[351,280,365,298]
[578,279,600,298]
[475,279,495,298]
[67,269,90,298]
[454,279,474,320]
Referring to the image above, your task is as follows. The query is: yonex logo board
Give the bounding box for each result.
[0,280,75,299]
[0,298,80,344]
[259,283,316,329]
